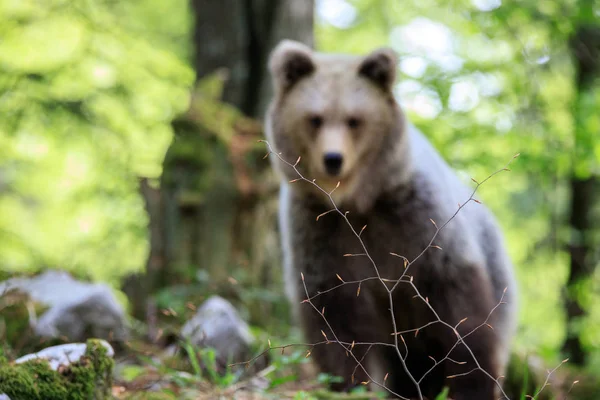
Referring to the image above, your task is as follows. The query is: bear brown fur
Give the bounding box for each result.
[265,40,517,400]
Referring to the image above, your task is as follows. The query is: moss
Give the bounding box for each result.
[0,359,68,400]
[0,345,7,365]
[0,363,38,399]
[22,360,71,399]
[0,339,114,400]
[85,339,114,399]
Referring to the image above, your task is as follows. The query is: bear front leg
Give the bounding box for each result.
[297,282,380,392]
[425,267,505,400]
[443,327,500,400]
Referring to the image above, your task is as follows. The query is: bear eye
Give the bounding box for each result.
[309,115,323,129]
[347,117,362,129]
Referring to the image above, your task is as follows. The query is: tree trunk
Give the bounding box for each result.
[192,0,314,117]
[562,24,600,365]
[563,177,597,365]
[123,178,166,323]
[189,0,314,289]
[126,1,314,326]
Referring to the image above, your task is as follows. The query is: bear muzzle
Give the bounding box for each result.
[323,152,344,176]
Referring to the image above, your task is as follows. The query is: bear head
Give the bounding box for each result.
[265,40,410,212]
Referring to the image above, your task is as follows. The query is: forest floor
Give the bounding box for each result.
[106,334,600,400]
[1,283,597,400]
[109,339,385,400]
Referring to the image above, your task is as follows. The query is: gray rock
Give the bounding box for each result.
[15,340,114,371]
[181,296,254,366]
[0,270,128,342]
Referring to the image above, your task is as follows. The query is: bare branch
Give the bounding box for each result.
[248,142,560,400]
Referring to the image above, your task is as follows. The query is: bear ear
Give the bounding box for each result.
[268,40,315,92]
[358,47,398,90]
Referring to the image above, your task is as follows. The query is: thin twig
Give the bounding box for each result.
[235,142,563,400]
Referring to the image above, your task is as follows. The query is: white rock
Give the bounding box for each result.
[181,296,254,365]
[0,270,128,342]
[15,341,114,371]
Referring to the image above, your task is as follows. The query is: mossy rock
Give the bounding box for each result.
[0,339,114,400]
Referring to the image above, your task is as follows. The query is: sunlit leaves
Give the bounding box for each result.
[0,0,193,283]
[0,15,86,73]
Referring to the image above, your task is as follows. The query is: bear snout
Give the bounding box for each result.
[323,152,344,176]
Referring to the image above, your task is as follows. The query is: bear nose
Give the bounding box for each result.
[323,152,343,176]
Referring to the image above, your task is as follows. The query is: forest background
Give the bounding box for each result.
[1,0,599,398]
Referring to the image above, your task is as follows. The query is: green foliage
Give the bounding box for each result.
[0,346,6,365]
[267,345,310,390]
[122,393,179,400]
[197,347,238,387]
[119,364,146,383]
[303,388,388,399]
[0,0,193,283]
[434,387,449,400]
[181,340,203,378]
[133,340,240,392]
[316,372,344,387]
[293,392,318,400]
[0,289,46,354]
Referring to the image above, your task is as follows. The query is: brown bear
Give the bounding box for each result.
[264,40,517,400]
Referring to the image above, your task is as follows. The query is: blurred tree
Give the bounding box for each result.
[563,21,600,366]
[128,1,315,327]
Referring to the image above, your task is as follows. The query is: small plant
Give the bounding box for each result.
[434,387,449,400]
[180,341,239,387]
[317,372,344,387]
[519,360,530,400]
[293,391,318,400]
[268,348,309,389]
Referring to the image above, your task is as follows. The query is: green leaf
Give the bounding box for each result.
[435,387,450,400]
